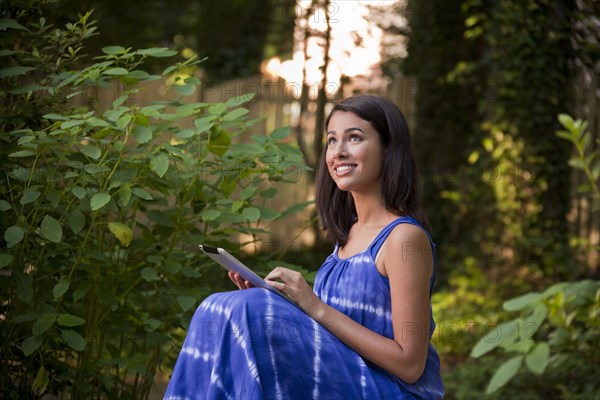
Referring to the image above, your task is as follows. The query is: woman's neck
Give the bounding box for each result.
[351,190,394,227]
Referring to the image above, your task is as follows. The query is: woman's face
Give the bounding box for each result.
[325,111,385,194]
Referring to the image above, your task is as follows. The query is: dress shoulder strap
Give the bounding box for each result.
[368,216,436,263]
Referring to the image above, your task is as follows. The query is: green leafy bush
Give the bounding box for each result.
[0,7,308,399]
[469,115,600,397]
[471,280,600,395]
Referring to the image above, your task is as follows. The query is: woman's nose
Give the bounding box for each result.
[333,143,347,159]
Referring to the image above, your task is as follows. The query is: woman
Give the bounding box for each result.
[165,95,444,399]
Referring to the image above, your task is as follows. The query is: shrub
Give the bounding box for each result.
[468,115,600,397]
[0,7,308,399]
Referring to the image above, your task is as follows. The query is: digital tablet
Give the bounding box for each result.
[199,245,285,298]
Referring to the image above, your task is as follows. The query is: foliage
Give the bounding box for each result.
[0,1,98,132]
[471,280,600,395]
[431,258,503,363]
[398,0,580,282]
[398,0,484,259]
[443,352,600,400]
[51,0,295,81]
[0,8,308,399]
[556,114,600,212]
[468,115,600,396]
[460,0,575,278]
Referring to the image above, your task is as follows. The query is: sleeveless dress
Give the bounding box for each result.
[164,217,444,399]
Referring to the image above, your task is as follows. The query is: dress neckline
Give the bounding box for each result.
[333,216,413,261]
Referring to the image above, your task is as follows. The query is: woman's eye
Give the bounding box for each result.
[349,134,361,142]
[327,137,336,145]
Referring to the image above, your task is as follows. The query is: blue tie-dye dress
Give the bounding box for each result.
[164,217,444,399]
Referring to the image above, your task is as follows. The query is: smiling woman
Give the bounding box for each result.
[325,111,386,194]
[165,95,444,400]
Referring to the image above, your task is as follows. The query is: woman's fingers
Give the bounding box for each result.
[228,272,253,290]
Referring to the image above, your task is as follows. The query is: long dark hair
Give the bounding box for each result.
[315,94,430,246]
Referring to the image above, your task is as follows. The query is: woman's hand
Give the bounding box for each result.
[228,272,253,290]
[265,267,324,317]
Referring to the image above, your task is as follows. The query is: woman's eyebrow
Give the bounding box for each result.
[326,127,365,135]
[344,127,365,134]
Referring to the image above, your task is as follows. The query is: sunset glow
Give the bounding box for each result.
[264,1,401,98]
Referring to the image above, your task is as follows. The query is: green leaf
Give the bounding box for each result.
[225,93,255,107]
[141,267,159,281]
[108,222,133,247]
[177,295,196,312]
[194,116,215,133]
[260,187,277,198]
[271,126,291,140]
[86,117,110,128]
[9,150,36,158]
[555,130,572,141]
[150,153,169,177]
[0,253,13,267]
[57,314,86,327]
[243,207,261,222]
[208,103,227,115]
[22,336,42,356]
[176,128,195,138]
[256,206,280,220]
[471,321,517,358]
[557,114,574,130]
[525,343,550,375]
[0,18,29,31]
[90,192,111,211]
[112,94,128,108]
[486,356,523,394]
[32,366,49,396]
[232,200,244,212]
[223,108,249,122]
[0,199,11,211]
[521,303,548,340]
[81,145,101,159]
[201,209,221,222]
[208,130,231,156]
[133,125,153,143]
[102,67,129,76]
[568,158,586,170]
[281,200,313,218]
[33,313,57,335]
[118,184,132,207]
[60,119,84,129]
[20,189,41,205]
[137,47,177,57]
[40,215,62,243]
[239,185,257,200]
[53,281,70,298]
[5,225,24,245]
[0,66,35,78]
[503,292,542,311]
[68,211,85,234]
[132,187,153,200]
[61,330,85,351]
[117,114,132,129]
[43,113,69,120]
[71,186,86,199]
[102,45,126,54]
[174,84,195,96]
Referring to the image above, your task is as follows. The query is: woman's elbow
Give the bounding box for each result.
[397,358,426,384]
